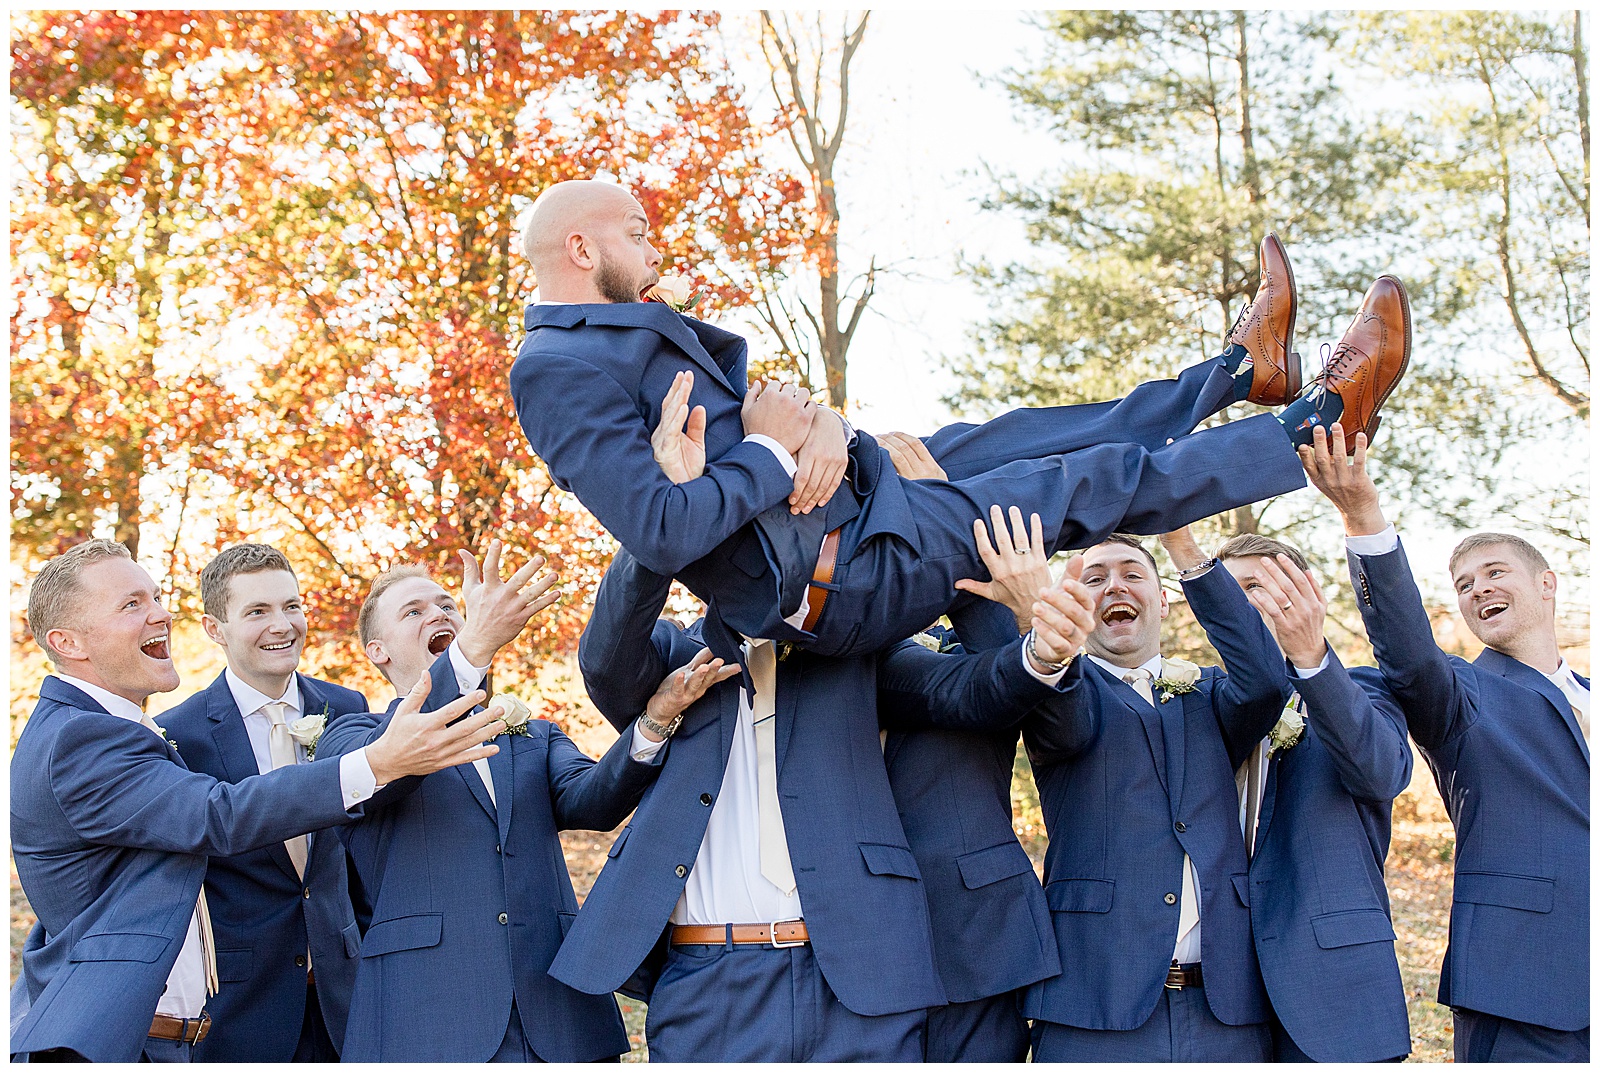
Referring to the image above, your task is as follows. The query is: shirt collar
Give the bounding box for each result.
[224,668,301,721]
[57,674,148,723]
[1547,660,1588,695]
[1086,652,1164,683]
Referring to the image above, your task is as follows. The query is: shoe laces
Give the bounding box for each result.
[1226,298,1253,341]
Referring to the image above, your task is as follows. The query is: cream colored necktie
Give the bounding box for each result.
[1239,739,1269,858]
[143,713,220,997]
[1123,669,1155,706]
[1568,684,1590,742]
[262,702,309,879]
[1125,670,1200,946]
[747,641,796,896]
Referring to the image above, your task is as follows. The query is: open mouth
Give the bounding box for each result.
[140,635,171,661]
[426,628,455,656]
[1478,601,1509,621]
[1101,602,1139,626]
[261,639,297,652]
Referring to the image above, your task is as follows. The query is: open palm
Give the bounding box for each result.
[651,371,707,484]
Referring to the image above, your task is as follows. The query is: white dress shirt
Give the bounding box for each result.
[663,642,1063,926]
[1087,652,1203,963]
[67,673,378,1018]
[225,669,306,775]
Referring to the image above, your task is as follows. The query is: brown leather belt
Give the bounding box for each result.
[149,1012,210,1043]
[801,529,842,633]
[1165,963,1203,990]
[671,919,809,948]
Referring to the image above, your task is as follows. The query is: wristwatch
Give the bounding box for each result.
[1176,557,1218,582]
[1025,629,1075,674]
[638,706,686,741]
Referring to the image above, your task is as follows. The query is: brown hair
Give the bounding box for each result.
[1216,533,1311,573]
[200,544,296,620]
[357,565,431,649]
[1448,532,1550,577]
[1090,532,1159,573]
[28,539,133,665]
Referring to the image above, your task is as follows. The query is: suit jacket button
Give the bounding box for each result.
[294,954,307,968]
[495,844,502,854]
[675,865,688,878]
[1174,821,1187,833]
[303,888,312,900]
[700,793,713,806]
[1164,893,1177,905]
[498,912,509,925]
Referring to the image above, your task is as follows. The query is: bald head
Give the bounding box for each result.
[521,180,661,303]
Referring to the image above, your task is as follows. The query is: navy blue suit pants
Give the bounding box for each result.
[645,944,925,1061]
[1454,1008,1589,1063]
[1030,978,1271,1062]
[926,991,1029,1062]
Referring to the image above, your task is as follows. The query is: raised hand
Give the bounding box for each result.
[652,370,707,484]
[880,431,946,482]
[955,504,1052,632]
[1029,555,1096,667]
[1239,553,1330,669]
[789,407,849,515]
[456,539,562,666]
[741,379,815,456]
[1158,525,1207,573]
[640,648,741,740]
[1298,423,1388,536]
[364,671,501,783]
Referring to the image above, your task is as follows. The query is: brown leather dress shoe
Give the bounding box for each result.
[1317,275,1412,452]
[1228,232,1301,406]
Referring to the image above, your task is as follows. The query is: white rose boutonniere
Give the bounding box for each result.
[911,631,943,653]
[645,274,700,314]
[1153,657,1202,703]
[486,693,533,738]
[1268,695,1306,753]
[288,705,329,760]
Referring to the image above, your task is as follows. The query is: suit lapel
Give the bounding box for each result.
[208,673,302,883]
[1254,751,1282,852]
[773,657,804,773]
[1159,690,1190,821]
[526,302,741,396]
[455,761,498,824]
[1476,648,1589,765]
[489,729,515,846]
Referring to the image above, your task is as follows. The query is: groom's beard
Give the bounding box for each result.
[595,251,650,303]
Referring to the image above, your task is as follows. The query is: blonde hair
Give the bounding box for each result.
[29,539,133,665]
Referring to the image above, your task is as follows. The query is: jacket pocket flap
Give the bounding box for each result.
[1045,878,1114,913]
[859,843,920,880]
[607,826,631,859]
[1311,909,1397,949]
[956,841,1036,890]
[69,931,170,964]
[341,920,362,959]
[1232,874,1251,907]
[1454,871,1556,913]
[216,948,253,982]
[361,913,444,957]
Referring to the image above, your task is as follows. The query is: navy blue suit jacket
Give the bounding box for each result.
[156,671,369,1060]
[1349,539,1589,1030]
[552,549,1062,1018]
[878,619,1060,1005]
[10,676,359,1063]
[1247,653,1413,1061]
[318,651,663,1062]
[1001,568,1286,1031]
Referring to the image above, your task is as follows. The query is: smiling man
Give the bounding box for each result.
[157,545,369,1061]
[1303,424,1589,1063]
[1019,531,1288,1061]
[11,540,507,1062]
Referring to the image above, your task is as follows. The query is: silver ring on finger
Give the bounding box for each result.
[1281,602,1293,611]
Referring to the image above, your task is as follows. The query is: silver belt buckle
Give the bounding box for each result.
[769,917,805,948]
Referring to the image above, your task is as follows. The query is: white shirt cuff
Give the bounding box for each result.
[744,434,798,478]
[1345,525,1399,556]
[340,748,380,809]
[1021,644,1071,686]
[1291,650,1332,679]
[448,639,490,696]
[629,722,668,762]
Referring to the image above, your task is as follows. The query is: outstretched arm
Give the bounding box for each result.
[513,353,804,575]
[1302,424,1468,751]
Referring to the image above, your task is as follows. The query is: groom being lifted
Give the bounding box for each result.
[511,179,1409,664]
